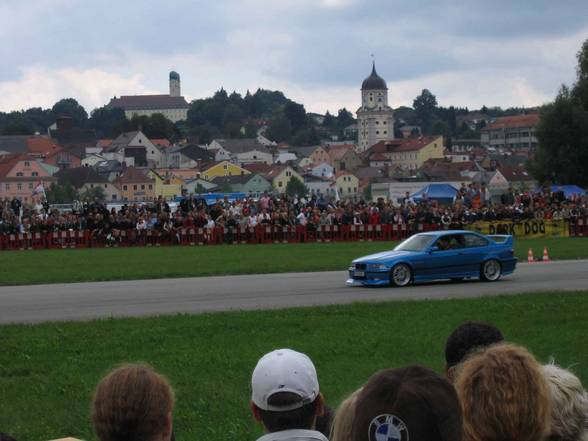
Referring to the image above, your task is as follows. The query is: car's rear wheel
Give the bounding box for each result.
[480,259,501,282]
[390,263,412,287]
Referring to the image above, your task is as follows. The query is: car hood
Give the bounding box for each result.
[353,250,414,263]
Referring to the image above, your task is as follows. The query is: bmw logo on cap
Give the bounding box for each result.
[368,414,409,441]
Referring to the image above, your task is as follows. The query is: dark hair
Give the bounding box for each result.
[0,433,18,441]
[258,392,319,432]
[445,321,504,368]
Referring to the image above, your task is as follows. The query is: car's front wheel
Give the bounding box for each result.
[480,259,502,282]
[390,263,412,287]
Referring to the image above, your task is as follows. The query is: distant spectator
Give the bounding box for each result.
[444,321,504,381]
[250,348,326,441]
[92,364,175,441]
[542,363,588,441]
[352,365,462,441]
[455,343,550,441]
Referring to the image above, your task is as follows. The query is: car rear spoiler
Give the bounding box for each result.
[488,235,513,245]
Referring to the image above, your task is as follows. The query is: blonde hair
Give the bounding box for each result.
[330,388,363,441]
[455,343,550,441]
[542,363,588,441]
[92,363,175,441]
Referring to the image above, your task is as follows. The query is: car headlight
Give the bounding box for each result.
[366,263,388,272]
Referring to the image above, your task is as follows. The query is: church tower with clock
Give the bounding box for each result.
[356,62,395,151]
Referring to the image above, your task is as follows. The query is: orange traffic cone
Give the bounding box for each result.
[527,248,534,263]
[543,247,550,263]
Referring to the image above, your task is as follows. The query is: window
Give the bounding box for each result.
[112,194,117,200]
[5,184,9,190]
[16,172,23,177]
[32,172,38,177]
[133,185,137,190]
[384,131,387,135]
[104,184,107,188]
[376,121,379,125]
[17,183,22,190]
[278,181,283,187]
[383,121,387,125]
[123,185,128,191]
[28,183,33,189]
[141,185,145,190]
[348,187,351,192]
[90,184,94,188]
[465,234,489,248]
[148,184,153,190]
[24,161,30,167]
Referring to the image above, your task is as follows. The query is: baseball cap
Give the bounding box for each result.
[352,365,462,441]
[251,349,319,412]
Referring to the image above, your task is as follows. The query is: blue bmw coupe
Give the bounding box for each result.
[347,230,517,287]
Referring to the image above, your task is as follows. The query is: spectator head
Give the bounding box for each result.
[444,321,504,380]
[352,366,462,441]
[455,343,550,441]
[250,349,324,433]
[330,388,363,441]
[92,364,175,441]
[541,363,588,441]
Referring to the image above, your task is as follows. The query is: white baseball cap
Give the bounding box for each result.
[251,348,320,411]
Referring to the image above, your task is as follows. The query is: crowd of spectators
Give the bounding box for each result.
[4,320,587,441]
[0,183,586,240]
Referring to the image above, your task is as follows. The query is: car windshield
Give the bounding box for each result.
[394,234,435,252]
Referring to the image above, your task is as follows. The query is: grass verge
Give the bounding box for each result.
[0,237,586,286]
[1,291,587,441]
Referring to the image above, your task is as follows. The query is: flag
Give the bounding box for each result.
[32,182,46,198]
[334,185,341,202]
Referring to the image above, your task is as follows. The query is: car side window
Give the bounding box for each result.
[464,234,489,248]
[435,234,465,250]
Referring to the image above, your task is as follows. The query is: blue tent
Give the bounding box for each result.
[411,184,458,204]
[549,185,586,198]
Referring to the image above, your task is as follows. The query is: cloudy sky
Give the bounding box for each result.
[1,0,587,115]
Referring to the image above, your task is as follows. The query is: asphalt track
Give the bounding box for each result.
[0,260,587,324]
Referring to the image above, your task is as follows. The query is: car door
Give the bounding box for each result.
[422,234,466,277]
[459,233,490,273]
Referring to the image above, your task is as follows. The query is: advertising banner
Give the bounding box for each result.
[466,219,569,238]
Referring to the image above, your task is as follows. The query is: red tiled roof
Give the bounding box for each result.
[243,163,272,174]
[0,154,21,178]
[26,137,60,155]
[367,136,441,156]
[328,144,355,161]
[265,165,288,179]
[482,114,540,131]
[497,166,534,181]
[97,139,113,148]
[117,166,153,184]
[151,138,171,148]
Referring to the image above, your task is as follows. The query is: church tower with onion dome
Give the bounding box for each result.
[356,62,395,152]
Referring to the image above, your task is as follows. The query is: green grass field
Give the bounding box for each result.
[0,237,586,286]
[1,292,587,441]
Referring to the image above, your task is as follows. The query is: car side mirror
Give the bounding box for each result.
[429,246,439,253]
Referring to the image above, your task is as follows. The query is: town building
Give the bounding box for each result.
[356,62,395,152]
[106,72,190,122]
[264,165,303,193]
[199,160,251,181]
[211,173,272,194]
[0,154,57,202]
[335,171,359,197]
[115,167,155,201]
[365,136,444,171]
[480,114,540,150]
